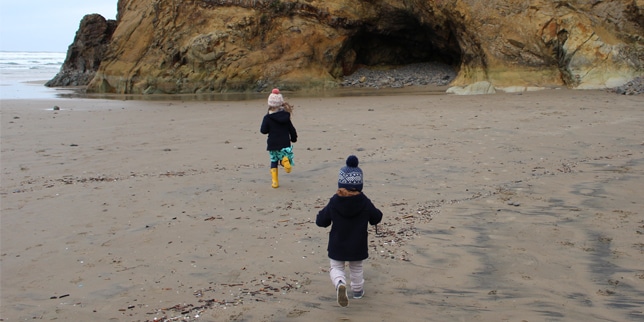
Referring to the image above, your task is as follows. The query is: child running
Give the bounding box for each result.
[260,88,297,188]
[316,155,383,307]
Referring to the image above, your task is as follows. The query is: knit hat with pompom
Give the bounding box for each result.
[267,88,284,107]
[338,155,363,191]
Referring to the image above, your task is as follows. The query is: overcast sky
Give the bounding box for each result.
[0,0,118,52]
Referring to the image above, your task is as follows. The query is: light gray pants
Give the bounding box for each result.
[330,259,364,292]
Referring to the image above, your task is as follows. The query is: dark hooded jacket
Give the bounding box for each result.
[316,191,383,261]
[260,110,297,151]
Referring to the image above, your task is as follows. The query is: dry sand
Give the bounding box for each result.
[1,89,643,321]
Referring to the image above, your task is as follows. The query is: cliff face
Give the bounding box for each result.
[78,0,642,94]
[46,14,116,87]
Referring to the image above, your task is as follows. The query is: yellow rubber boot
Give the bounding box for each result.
[271,168,279,188]
[282,156,292,173]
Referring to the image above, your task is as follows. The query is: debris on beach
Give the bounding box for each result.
[142,273,307,322]
[610,76,643,95]
[369,201,440,262]
[341,62,456,89]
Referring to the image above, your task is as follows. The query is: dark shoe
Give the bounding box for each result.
[353,289,364,299]
[337,282,348,307]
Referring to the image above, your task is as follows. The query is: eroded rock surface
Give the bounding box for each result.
[54,0,644,94]
[46,14,116,87]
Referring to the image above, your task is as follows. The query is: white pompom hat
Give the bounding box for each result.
[267,88,284,107]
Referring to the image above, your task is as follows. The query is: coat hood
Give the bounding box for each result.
[267,110,291,124]
[331,193,369,218]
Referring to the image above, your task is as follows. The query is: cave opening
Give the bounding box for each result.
[337,12,462,81]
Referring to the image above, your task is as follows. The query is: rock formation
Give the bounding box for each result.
[57,0,644,94]
[46,14,116,87]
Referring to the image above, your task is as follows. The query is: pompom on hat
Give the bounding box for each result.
[267,88,285,107]
[338,155,363,191]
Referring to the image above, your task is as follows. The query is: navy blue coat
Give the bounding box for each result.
[316,193,383,261]
[260,110,297,151]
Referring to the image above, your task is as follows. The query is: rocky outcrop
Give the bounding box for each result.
[610,76,644,95]
[446,81,497,95]
[46,14,116,87]
[63,0,644,94]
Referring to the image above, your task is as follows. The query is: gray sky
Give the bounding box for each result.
[0,0,117,52]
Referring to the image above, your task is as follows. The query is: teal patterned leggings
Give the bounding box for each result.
[269,145,294,168]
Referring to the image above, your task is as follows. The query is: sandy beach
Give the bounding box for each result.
[1,89,643,321]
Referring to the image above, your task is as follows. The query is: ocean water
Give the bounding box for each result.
[0,51,75,100]
[0,51,449,102]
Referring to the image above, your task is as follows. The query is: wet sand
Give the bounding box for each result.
[1,89,643,321]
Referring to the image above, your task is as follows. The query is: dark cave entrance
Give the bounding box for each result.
[336,12,462,83]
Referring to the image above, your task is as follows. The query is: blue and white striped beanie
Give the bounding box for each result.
[338,155,363,191]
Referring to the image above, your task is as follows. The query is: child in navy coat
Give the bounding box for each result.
[316,155,383,307]
[260,88,297,188]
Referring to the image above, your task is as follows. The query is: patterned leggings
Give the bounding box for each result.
[268,146,294,168]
